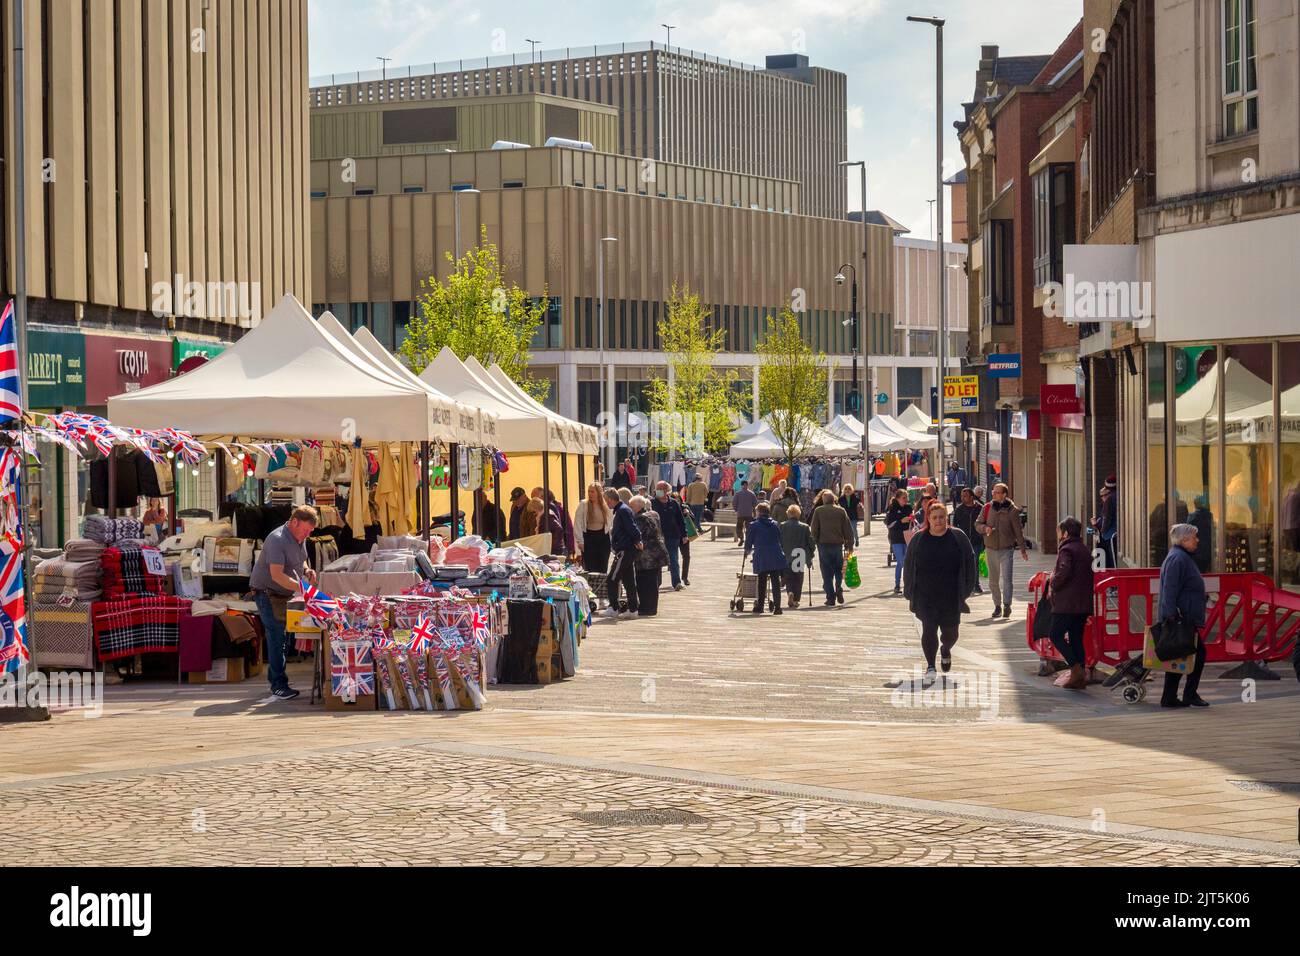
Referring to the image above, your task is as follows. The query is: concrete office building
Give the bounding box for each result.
[0,0,310,545]
[309,43,893,447]
[310,41,848,220]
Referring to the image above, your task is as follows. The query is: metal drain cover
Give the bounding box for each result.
[1227,780,1300,794]
[571,809,708,827]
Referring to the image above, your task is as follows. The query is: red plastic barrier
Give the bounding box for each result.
[1027,569,1300,669]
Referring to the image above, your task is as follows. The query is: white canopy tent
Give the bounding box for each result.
[317,313,482,446]
[728,420,859,459]
[874,414,940,449]
[477,359,600,456]
[109,296,459,443]
[897,403,935,434]
[421,347,555,453]
[824,414,908,453]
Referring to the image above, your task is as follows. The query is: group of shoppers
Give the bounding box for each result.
[740,490,856,612]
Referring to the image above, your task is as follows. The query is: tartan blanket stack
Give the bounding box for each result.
[101,545,165,601]
[92,595,189,662]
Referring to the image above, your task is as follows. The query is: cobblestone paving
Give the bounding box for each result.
[2,746,1294,866]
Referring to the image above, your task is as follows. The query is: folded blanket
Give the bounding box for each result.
[101,545,166,600]
[34,557,103,584]
[32,600,96,670]
[92,595,190,662]
[84,516,146,546]
[63,538,107,563]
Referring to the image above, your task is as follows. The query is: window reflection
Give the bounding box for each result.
[1172,346,1221,572]
[1280,343,1300,592]
[1223,344,1273,575]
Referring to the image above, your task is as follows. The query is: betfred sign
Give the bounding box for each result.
[1041,384,1083,416]
[987,354,1021,379]
[85,335,173,405]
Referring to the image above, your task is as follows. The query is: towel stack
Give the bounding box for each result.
[33,555,104,602]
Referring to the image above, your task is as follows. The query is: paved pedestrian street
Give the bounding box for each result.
[2,531,1298,865]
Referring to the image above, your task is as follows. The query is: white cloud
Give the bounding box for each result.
[847,105,864,130]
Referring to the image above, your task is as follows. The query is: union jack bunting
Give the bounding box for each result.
[301,582,341,625]
[330,640,375,701]
[0,301,21,423]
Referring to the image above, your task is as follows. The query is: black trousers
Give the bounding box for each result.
[1049,612,1089,667]
[784,570,805,601]
[609,550,639,613]
[680,538,691,582]
[755,570,783,611]
[582,530,610,574]
[918,614,959,669]
[1162,640,1206,703]
[636,568,662,616]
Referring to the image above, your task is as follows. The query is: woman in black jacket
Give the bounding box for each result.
[1047,517,1095,690]
[903,502,978,683]
[884,489,915,595]
[630,496,669,617]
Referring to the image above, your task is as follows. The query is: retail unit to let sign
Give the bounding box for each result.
[943,375,980,415]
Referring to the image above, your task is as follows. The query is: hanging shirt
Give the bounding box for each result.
[709,465,723,491]
[734,461,750,489]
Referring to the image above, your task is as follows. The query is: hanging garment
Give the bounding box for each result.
[348,447,369,539]
[709,465,723,492]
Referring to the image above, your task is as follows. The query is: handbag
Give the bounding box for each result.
[1151,613,1199,662]
[1032,593,1055,639]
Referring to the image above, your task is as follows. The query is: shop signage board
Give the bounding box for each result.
[1041,384,1083,416]
[173,338,226,369]
[987,354,1022,379]
[943,375,980,414]
[26,330,86,408]
[84,334,173,405]
[1010,410,1041,441]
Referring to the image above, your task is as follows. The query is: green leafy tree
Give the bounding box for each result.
[644,285,748,456]
[757,305,828,463]
[399,229,551,401]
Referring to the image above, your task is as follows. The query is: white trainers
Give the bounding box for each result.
[600,608,620,619]
[619,610,638,619]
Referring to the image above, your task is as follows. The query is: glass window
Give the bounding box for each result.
[1222,0,1259,136]
[1173,346,1221,572]
[394,301,413,349]
[371,302,392,348]
[1280,343,1300,592]
[349,302,368,333]
[1223,343,1273,575]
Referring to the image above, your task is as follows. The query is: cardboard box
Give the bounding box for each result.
[534,656,554,686]
[286,606,323,635]
[187,657,246,685]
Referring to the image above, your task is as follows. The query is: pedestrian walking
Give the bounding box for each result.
[602,488,643,620]
[951,487,986,595]
[810,490,854,607]
[975,483,1029,618]
[1047,517,1095,690]
[744,501,787,615]
[771,486,794,524]
[684,473,710,530]
[884,489,915,594]
[840,483,863,549]
[733,480,757,547]
[902,502,978,684]
[671,488,694,587]
[1157,524,1209,708]
[651,480,688,591]
[779,503,815,609]
[575,482,613,574]
[629,496,669,616]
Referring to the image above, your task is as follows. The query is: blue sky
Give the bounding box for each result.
[309,0,1082,238]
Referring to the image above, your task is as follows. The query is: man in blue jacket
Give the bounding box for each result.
[604,487,643,619]
[1157,523,1209,708]
[652,480,688,591]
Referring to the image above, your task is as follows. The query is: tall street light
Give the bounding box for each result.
[907,13,947,503]
[453,187,480,259]
[662,24,675,48]
[597,236,619,478]
[839,158,871,535]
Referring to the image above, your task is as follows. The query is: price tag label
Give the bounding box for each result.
[143,548,167,576]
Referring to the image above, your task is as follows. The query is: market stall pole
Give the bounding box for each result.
[449,444,460,540]
[420,441,431,541]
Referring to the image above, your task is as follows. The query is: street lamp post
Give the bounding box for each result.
[839,159,871,535]
[662,24,675,48]
[597,237,619,478]
[453,187,480,259]
[907,14,947,503]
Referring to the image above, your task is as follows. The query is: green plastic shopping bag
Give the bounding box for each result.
[978,551,989,579]
[844,554,861,589]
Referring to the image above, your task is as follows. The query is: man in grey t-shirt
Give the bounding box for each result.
[732,481,758,548]
[250,507,319,700]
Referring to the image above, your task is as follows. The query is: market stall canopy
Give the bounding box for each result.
[478,359,600,456]
[316,313,480,446]
[824,414,907,453]
[875,414,939,448]
[728,420,859,459]
[108,296,452,442]
[898,404,936,434]
[421,347,554,453]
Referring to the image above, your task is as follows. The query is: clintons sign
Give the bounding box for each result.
[1041,384,1083,416]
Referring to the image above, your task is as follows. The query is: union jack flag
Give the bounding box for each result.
[0,450,28,673]
[301,582,341,625]
[0,301,20,423]
[409,616,437,655]
[330,640,375,700]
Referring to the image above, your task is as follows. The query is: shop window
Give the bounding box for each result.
[1280,342,1300,592]
[1224,343,1274,576]
[1172,346,1221,573]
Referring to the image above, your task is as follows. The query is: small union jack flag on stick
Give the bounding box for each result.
[301,582,341,626]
